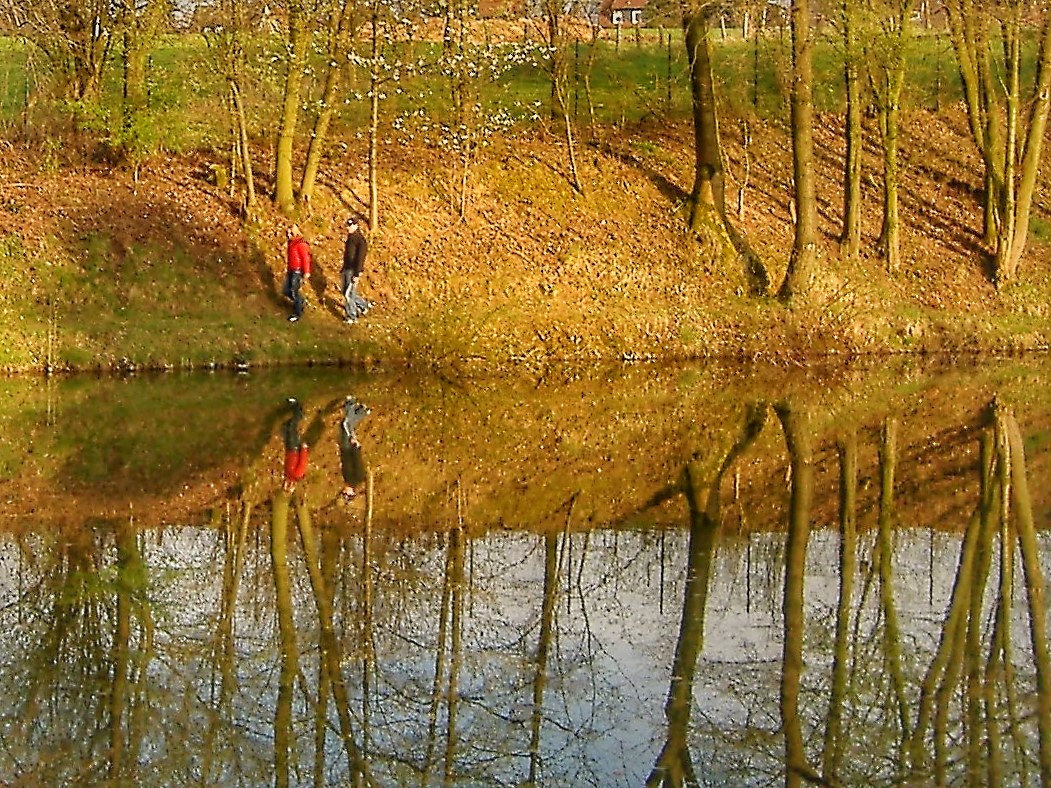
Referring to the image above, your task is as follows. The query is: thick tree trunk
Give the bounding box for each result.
[275,13,309,215]
[777,0,818,302]
[683,9,726,227]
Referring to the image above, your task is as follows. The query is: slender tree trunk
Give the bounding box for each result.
[840,9,862,261]
[545,6,584,195]
[300,0,355,206]
[299,68,342,207]
[876,99,902,272]
[122,33,148,132]
[230,82,257,213]
[368,5,381,230]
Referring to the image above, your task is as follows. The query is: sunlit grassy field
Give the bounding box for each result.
[0,22,982,154]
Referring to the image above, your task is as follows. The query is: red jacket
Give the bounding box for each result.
[287,236,312,275]
[284,446,309,482]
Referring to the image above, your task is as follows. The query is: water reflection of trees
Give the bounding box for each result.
[0,385,1049,785]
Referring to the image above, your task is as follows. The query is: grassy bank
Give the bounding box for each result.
[0,24,1048,372]
[1,106,1049,375]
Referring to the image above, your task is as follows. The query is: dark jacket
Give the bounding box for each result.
[342,230,367,277]
[340,442,366,487]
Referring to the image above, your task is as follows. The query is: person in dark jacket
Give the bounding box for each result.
[338,395,371,499]
[340,218,372,324]
[283,224,312,323]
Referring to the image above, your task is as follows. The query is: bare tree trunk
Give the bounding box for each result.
[544,3,584,195]
[683,9,725,226]
[777,0,819,302]
[230,82,257,214]
[368,7,381,230]
[875,94,903,272]
[300,0,356,206]
[1001,11,1051,284]
[839,0,862,262]
[946,4,1051,286]
[275,6,310,214]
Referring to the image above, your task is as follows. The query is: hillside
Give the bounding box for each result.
[0,105,1049,373]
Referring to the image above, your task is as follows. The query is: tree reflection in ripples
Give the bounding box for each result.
[0,359,1048,786]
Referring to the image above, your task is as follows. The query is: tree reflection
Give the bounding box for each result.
[0,524,155,782]
[822,427,856,782]
[647,404,767,787]
[2,368,1051,786]
[775,401,823,787]
[1000,403,1051,785]
[270,489,298,788]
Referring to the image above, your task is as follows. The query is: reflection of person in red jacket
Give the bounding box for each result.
[283,224,312,323]
[282,398,309,492]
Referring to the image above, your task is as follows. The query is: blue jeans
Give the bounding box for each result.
[283,270,305,318]
[341,271,370,320]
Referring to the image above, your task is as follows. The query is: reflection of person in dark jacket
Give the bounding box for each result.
[282,398,308,492]
[339,396,371,499]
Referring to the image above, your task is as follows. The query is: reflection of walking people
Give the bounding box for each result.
[283,224,312,323]
[339,396,370,499]
[283,398,309,492]
[340,218,372,324]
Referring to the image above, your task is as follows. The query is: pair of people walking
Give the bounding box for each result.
[282,218,371,324]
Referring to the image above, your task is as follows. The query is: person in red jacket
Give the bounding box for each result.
[282,398,309,492]
[283,224,312,322]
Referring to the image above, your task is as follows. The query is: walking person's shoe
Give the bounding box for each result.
[288,314,299,322]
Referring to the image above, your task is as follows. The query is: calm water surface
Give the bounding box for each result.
[0,358,1048,786]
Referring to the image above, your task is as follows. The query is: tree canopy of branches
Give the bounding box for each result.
[945,1,1051,287]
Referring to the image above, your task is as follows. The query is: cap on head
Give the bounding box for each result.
[290,223,301,236]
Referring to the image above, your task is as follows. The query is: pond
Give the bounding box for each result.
[0,357,1048,786]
